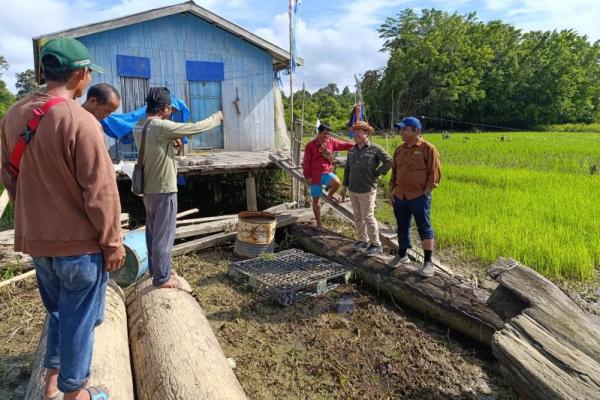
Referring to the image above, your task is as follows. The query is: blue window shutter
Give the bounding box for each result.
[186,61,224,81]
[116,55,151,79]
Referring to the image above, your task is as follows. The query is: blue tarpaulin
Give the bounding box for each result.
[101,97,191,144]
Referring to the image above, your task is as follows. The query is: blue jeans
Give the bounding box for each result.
[33,253,108,393]
[392,194,435,250]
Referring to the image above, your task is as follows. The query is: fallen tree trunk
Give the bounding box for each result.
[25,281,134,399]
[127,277,247,400]
[489,258,600,400]
[286,224,504,345]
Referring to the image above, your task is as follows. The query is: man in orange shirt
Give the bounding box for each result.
[388,117,441,277]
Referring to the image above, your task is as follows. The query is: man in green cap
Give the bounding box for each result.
[0,37,124,400]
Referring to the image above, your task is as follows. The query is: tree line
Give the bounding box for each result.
[361,9,600,130]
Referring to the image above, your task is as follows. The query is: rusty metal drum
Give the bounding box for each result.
[234,211,277,258]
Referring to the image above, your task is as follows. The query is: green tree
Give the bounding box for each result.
[15,69,40,99]
[365,9,600,129]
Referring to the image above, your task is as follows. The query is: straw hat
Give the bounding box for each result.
[351,120,374,134]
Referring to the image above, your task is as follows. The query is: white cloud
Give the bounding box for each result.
[255,1,409,94]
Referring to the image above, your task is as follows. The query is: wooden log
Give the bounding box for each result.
[245,172,257,211]
[176,215,237,226]
[0,190,9,219]
[0,269,35,289]
[176,208,200,219]
[175,219,238,240]
[25,281,134,399]
[488,258,600,400]
[127,277,247,400]
[121,213,130,228]
[0,229,14,245]
[286,224,504,345]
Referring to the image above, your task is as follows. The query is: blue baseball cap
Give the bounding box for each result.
[394,116,422,130]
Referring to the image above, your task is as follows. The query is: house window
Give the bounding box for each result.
[116,55,151,112]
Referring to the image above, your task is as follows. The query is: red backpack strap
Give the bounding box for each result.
[8,97,66,173]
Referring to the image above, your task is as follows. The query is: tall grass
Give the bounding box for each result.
[368,132,600,280]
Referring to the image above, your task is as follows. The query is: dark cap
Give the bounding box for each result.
[318,123,332,133]
[40,38,104,73]
[394,116,422,130]
[146,87,171,112]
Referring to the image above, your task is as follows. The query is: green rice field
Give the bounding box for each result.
[368,132,600,280]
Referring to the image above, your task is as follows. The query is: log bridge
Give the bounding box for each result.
[287,224,600,400]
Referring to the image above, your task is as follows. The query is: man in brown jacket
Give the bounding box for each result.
[388,117,441,277]
[0,38,124,400]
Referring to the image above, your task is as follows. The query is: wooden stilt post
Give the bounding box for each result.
[245,172,257,211]
[292,120,303,206]
[213,178,222,209]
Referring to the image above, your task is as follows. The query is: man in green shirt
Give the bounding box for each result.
[133,87,223,290]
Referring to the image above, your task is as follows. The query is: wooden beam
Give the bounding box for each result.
[0,190,10,219]
[175,219,237,240]
[213,178,222,209]
[176,208,200,219]
[176,215,236,226]
[286,224,504,346]
[245,172,257,211]
[0,269,36,289]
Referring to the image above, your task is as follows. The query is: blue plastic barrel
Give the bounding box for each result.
[110,230,149,287]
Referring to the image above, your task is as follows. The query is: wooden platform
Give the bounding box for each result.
[115,151,280,179]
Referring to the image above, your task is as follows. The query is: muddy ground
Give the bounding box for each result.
[1,214,598,399]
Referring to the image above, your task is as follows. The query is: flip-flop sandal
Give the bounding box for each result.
[87,386,109,400]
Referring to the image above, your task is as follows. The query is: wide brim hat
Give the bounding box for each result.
[351,120,374,134]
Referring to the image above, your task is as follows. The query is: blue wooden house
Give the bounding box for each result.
[32,1,296,155]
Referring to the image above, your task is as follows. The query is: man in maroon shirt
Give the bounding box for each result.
[302,123,353,227]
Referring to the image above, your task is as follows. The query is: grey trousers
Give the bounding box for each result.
[143,192,177,287]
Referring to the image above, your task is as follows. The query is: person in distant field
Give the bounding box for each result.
[341,121,392,257]
[133,87,223,291]
[82,83,120,121]
[388,116,441,277]
[0,37,124,400]
[302,123,353,227]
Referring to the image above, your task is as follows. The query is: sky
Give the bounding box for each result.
[1,0,599,94]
